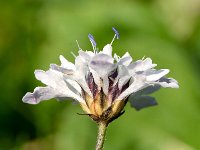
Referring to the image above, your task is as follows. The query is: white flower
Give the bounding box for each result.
[22,28,179,123]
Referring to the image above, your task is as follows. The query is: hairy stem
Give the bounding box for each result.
[95,122,107,150]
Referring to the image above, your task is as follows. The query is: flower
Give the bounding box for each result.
[22,28,179,124]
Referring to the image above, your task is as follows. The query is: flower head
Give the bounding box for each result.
[23,28,179,124]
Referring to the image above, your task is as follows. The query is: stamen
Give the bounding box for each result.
[76,40,82,50]
[110,27,120,45]
[112,27,120,39]
[71,51,76,58]
[95,48,99,53]
[88,34,97,51]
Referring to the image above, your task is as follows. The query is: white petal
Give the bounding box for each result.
[50,64,74,74]
[128,58,157,73]
[89,67,101,90]
[34,69,85,103]
[90,53,115,78]
[156,77,179,88]
[59,55,75,70]
[127,60,142,72]
[122,52,131,58]
[102,76,109,95]
[35,69,69,90]
[76,76,92,97]
[34,70,57,88]
[114,53,120,62]
[85,51,95,57]
[117,76,148,100]
[74,56,93,97]
[102,44,112,56]
[75,55,84,67]
[22,86,62,104]
[142,58,157,70]
[92,53,114,64]
[118,52,132,66]
[114,65,130,90]
[79,50,93,62]
[65,78,82,94]
[146,69,169,82]
[118,76,130,90]
[63,80,86,103]
[22,86,84,104]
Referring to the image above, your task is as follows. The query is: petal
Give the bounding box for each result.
[146,69,169,82]
[114,65,130,90]
[79,50,93,62]
[114,53,120,62]
[128,58,157,74]
[89,67,101,90]
[117,76,148,100]
[50,64,73,74]
[142,58,157,70]
[102,44,112,56]
[34,69,57,88]
[74,56,93,97]
[65,78,82,94]
[156,77,179,88]
[34,69,85,103]
[117,52,132,66]
[129,95,158,111]
[89,53,115,78]
[75,55,86,67]
[35,69,71,90]
[85,51,95,57]
[122,52,131,58]
[22,86,62,104]
[102,76,109,95]
[59,55,75,70]
[118,76,130,91]
[76,77,93,97]
[91,53,114,64]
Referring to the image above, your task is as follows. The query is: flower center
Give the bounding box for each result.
[80,69,129,124]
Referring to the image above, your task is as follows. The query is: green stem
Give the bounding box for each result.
[95,122,107,150]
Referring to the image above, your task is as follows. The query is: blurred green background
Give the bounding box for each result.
[0,0,200,149]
